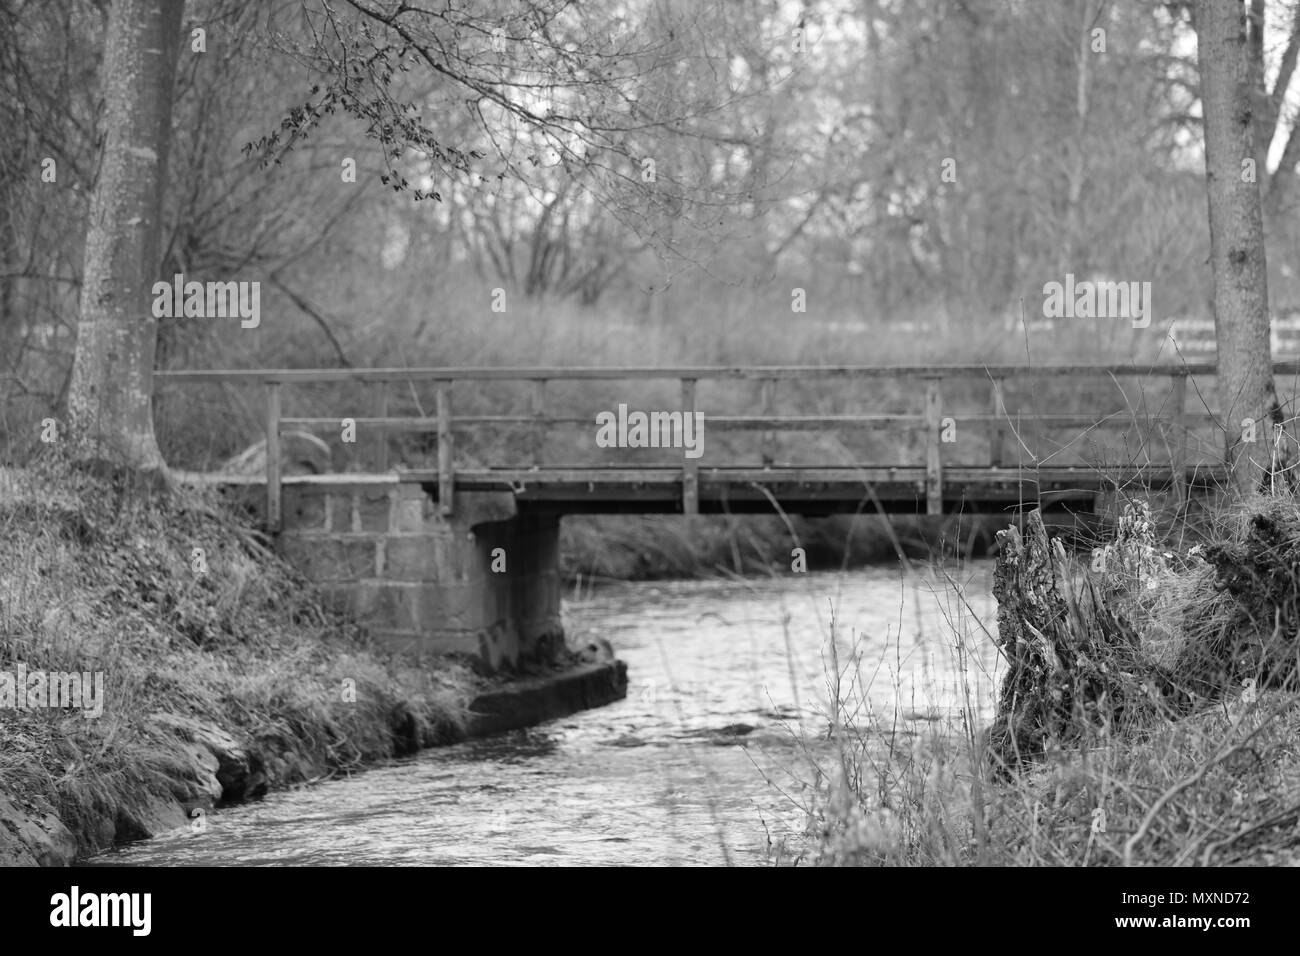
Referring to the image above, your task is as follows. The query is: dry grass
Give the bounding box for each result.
[775,492,1300,867]
[0,454,478,858]
[800,686,1300,867]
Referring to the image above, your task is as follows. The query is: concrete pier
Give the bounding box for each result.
[275,480,563,671]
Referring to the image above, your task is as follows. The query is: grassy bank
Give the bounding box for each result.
[785,493,1300,866]
[0,456,480,864]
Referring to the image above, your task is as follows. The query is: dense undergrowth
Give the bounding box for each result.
[787,492,1300,866]
[0,455,477,860]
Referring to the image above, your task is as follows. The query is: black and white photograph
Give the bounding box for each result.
[0,0,1295,921]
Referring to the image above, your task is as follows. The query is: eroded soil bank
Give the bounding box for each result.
[0,460,623,866]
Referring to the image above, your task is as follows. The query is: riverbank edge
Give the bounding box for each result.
[0,460,633,868]
[0,657,629,867]
[807,496,1300,866]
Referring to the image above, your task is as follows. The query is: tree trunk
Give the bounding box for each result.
[1195,0,1278,497]
[66,0,184,470]
[1260,0,1300,220]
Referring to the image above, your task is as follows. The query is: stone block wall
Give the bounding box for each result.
[275,480,563,671]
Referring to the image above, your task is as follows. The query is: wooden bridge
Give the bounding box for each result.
[155,363,1259,530]
[142,361,1286,667]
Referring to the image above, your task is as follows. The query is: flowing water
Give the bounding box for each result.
[87,563,1001,866]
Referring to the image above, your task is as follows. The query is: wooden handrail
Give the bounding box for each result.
[681,377,698,515]
[759,378,776,467]
[529,378,546,467]
[1168,373,1189,507]
[172,363,1249,525]
[152,361,1300,385]
[436,383,453,516]
[989,377,1007,468]
[923,377,943,515]
[276,411,1223,430]
[373,381,389,472]
[266,383,282,532]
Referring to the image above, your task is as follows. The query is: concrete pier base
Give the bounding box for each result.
[276,481,563,672]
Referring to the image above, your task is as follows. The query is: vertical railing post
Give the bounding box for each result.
[266,381,282,532]
[760,377,776,467]
[530,378,546,468]
[1169,371,1188,508]
[681,377,699,515]
[374,380,389,472]
[989,377,1006,468]
[436,381,454,516]
[924,376,943,516]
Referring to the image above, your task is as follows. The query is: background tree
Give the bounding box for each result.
[1195,0,1281,494]
[6,0,1300,471]
[65,0,185,470]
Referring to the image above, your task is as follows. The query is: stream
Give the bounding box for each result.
[87,563,1000,866]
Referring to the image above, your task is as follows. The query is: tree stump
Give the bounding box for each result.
[988,511,1157,770]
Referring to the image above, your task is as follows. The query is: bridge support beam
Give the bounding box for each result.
[275,481,563,672]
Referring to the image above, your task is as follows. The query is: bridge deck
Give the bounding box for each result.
[179,463,1226,516]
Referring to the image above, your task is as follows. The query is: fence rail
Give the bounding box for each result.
[150,364,1283,529]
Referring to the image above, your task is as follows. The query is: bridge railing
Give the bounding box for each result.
[154,363,1294,528]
